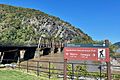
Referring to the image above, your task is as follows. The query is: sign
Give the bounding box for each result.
[64,47,110,62]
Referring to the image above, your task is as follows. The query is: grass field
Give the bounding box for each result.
[0,69,62,80]
[0,69,40,80]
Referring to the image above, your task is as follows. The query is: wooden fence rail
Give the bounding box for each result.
[1,59,120,80]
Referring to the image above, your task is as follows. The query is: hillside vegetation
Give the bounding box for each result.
[114,42,120,47]
[0,4,93,45]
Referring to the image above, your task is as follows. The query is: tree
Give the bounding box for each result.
[75,64,88,80]
[109,44,119,57]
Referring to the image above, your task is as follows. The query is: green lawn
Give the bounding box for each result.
[0,69,62,80]
[0,69,40,80]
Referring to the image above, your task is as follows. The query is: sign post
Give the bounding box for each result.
[107,62,111,80]
[105,40,111,80]
[98,64,102,80]
[64,40,110,80]
[64,59,67,80]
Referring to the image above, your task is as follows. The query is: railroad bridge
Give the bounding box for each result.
[0,43,64,64]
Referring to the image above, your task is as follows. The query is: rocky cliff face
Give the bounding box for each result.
[0,4,92,45]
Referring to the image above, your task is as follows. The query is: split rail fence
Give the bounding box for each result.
[1,59,120,80]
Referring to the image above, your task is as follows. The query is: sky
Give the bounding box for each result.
[0,0,120,43]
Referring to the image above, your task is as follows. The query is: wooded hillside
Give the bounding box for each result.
[0,4,93,45]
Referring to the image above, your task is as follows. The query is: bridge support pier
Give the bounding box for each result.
[0,52,4,63]
[0,52,1,57]
[58,48,61,53]
[50,48,54,54]
[34,48,43,58]
[20,50,25,60]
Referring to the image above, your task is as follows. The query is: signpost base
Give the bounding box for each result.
[64,59,67,80]
[106,62,111,80]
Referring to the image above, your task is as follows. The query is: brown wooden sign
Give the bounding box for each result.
[64,47,110,62]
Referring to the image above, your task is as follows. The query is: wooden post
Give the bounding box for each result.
[64,59,67,80]
[49,62,51,79]
[37,61,39,76]
[105,40,111,80]
[27,60,29,73]
[71,63,74,80]
[18,58,20,70]
[106,62,111,80]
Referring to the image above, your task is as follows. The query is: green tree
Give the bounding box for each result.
[74,64,88,80]
[109,44,119,57]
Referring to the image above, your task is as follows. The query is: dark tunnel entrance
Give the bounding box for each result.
[0,47,37,63]
[23,48,36,60]
[43,48,51,55]
[2,49,20,64]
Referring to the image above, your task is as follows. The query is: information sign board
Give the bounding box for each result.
[64,47,110,62]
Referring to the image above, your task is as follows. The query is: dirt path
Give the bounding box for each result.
[33,53,64,62]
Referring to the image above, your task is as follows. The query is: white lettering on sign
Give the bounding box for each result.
[66,49,96,52]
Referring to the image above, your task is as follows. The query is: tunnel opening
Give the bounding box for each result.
[2,49,20,64]
[54,48,58,53]
[43,48,51,55]
[23,47,36,60]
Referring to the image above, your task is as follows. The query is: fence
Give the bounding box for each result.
[1,59,120,80]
